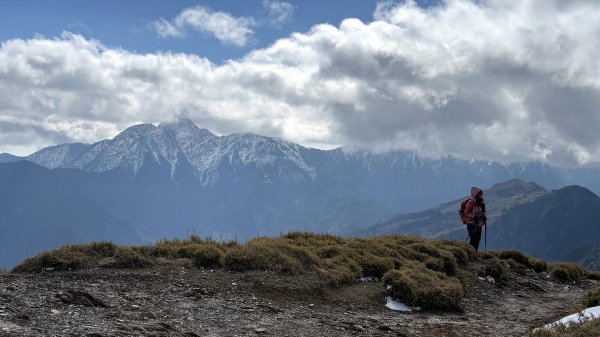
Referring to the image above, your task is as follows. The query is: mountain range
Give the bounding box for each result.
[2,119,600,268]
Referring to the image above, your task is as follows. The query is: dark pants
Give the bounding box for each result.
[467,223,482,250]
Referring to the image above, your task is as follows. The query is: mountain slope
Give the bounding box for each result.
[361,179,600,269]
[359,179,548,238]
[0,153,23,163]
[0,161,144,268]
[489,185,600,262]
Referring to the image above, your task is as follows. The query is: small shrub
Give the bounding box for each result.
[383,262,464,311]
[550,263,588,283]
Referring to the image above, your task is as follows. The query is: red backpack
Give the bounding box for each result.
[459,198,470,225]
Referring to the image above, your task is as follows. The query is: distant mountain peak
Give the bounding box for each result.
[489,179,545,194]
[115,123,156,141]
[157,118,215,139]
[555,185,599,199]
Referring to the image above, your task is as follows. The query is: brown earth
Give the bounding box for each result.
[0,261,597,337]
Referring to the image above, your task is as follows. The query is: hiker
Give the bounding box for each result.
[462,186,486,250]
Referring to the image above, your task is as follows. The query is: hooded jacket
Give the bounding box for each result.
[464,186,484,224]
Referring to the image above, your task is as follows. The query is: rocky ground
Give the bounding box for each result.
[0,261,597,337]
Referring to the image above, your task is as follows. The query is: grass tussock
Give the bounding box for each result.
[382,262,464,311]
[480,253,511,284]
[12,242,120,272]
[98,248,154,269]
[587,271,600,281]
[490,250,548,273]
[549,263,589,283]
[530,318,600,337]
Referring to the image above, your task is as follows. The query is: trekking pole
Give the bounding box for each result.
[484,223,487,253]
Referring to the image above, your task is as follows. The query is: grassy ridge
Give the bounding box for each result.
[13,233,476,310]
[11,233,598,312]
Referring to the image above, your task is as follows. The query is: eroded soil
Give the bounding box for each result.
[0,261,596,337]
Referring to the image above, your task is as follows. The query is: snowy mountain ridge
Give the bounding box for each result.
[27,119,317,185]
[21,118,600,211]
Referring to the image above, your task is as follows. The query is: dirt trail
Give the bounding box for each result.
[0,264,596,337]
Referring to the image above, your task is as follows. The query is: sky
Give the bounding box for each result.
[1,0,599,167]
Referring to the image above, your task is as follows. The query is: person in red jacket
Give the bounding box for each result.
[464,186,486,250]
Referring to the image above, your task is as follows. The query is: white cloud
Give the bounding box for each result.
[3,1,600,166]
[153,18,182,38]
[153,5,255,46]
[262,0,295,26]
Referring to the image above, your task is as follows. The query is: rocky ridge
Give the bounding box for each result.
[0,261,597,337]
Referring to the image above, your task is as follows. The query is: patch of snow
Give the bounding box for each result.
[534,306,600,332]
[479,276,496,284]
[385,297,420,312]
[360,276,379,283]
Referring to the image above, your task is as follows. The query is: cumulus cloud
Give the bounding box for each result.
[262,0,295,26]
[2,0,600,166]
[153,5,255,46]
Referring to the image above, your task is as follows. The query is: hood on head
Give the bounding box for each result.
[471,186,483,199]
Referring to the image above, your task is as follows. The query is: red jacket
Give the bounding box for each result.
[464,186,484,224]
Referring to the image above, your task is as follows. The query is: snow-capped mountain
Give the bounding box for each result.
[27,119,316,186]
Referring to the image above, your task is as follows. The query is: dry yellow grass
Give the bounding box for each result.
[549,263,589,283]
[11,232,597,312]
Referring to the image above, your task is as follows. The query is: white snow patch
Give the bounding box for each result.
[385,297,420,312]
[360,276,378,283]
[534,306,600,332]
[479,276,496,284]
